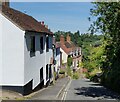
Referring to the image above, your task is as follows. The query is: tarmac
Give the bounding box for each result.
[30,77,70,100]
[0,77,70,100]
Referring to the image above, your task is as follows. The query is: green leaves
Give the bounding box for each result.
[67,56,73,67]
[90,2,120,93]
[81,34,104,73]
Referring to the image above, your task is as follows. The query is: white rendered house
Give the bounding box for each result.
[0,4,54,95]
[55,46,60,73]
[56,34,82,70]
[52,36,61,79]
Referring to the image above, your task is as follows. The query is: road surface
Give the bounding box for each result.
[64,78,120,100]
[30,77,70,100]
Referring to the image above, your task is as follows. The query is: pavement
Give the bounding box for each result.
[0,89,24,100]
[65,78,120,100]
[30,77,70,100]
[0,77,70,100]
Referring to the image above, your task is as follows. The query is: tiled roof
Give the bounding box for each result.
[61,44,72,55]
[56,41,77,55]
[0,5,53,34]
[65,42,72,48]
[57,34,81,55]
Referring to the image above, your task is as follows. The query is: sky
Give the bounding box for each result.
[10,2,95,34]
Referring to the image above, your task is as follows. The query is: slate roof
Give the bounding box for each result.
[0,5,53,34]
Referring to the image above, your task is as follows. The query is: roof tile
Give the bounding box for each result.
[1,5,53,35]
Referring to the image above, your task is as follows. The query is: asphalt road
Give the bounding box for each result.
[65,78,120,100]
[30,77,70,100]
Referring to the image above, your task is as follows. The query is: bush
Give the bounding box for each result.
[85,72,90,78]
[102,70,120,94]
[73,72,79,79]
[90,73,102,83]
[59,70,65,74]
[66,66,72,77]
[67,57,73,67]
[54,72,57,80]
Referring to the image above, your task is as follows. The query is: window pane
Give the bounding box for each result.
[46,36,49,52]
[40,67,43,81]
[40,36,44,53]
[30,36,35,57]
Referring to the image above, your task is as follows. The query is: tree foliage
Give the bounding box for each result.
[90,2,120,93]
[82,34,104,75]
[67,56,73,67]
[54,30,104,75]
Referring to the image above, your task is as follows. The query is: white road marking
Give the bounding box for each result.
[61,79,72,100]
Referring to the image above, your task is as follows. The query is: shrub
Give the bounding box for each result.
[59,70,65,74]
[67,66,72,77]
[73,72,79,79]
[53,72,57,80]
[85,72,90,78]
[90,74,102,83]
[102,70,120,94]
[67,57,73,67]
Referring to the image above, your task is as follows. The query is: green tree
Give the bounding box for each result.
[90,2,120,93]
[67,56,73,77]
[67,56,73,67]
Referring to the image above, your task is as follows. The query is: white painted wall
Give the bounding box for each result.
[60,48,68,64]
[24,34,53,88]
[0,13,53,89]
[24,33,45,89]
[55,55,60,71]
[0,14,25,86]
[0,13,2,85]
[45,36,53,65]
[45,35,53,84]
[55,48,60,72]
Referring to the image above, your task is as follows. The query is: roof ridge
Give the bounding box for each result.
[1,5,53,34]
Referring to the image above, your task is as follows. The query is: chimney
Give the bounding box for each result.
[45,25,48,29]
[67,34,71,42]
[2,0,9,7]
[60,35,65,45]
[53,36,55,44]
[41,21,44,26]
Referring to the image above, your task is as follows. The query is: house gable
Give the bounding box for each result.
[0,12,25,86]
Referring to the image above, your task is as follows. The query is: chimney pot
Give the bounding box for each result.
[60,35,65,45]
[53,36,55,44]
[67,34,71,42]
[45,25,48,29]
[41,21,44,26]
[2,0,9,7]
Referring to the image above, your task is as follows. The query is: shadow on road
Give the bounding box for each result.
[74,86,120,99]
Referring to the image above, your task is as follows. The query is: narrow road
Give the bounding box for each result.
[30,77,70,100]
[64,78,120,100]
